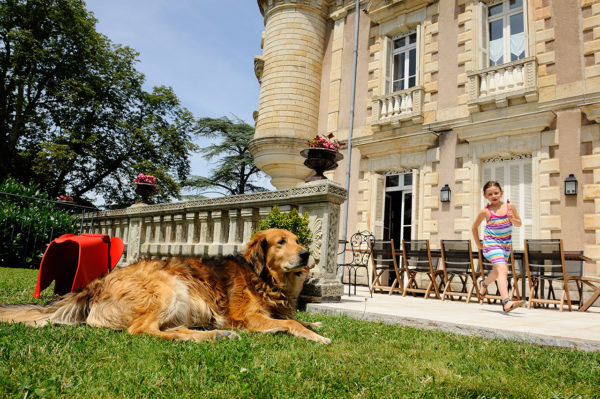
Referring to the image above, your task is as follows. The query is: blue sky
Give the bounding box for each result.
[84,0,273,191]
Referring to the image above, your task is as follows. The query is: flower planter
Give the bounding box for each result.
[134,183,158,204]
[300,148,343,182]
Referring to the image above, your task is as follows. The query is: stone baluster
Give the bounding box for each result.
[151,215,162,256]
[505,66,514,89]
[480,72,488,97]
[515,64,524,88]
[209,210,224,256]
[392,94,400,116]
[381,98,388,119]
[182,212,196,256]
[172,213,184,256]
[160,214,173,256]
[241,207,258,246]
[196,211,210,256]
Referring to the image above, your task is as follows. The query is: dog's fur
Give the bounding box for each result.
[0,229,330,344]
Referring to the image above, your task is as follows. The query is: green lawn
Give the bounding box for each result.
[0,267,598,399]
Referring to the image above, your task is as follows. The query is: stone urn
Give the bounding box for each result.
[134,183,158,204]
[300,148,343,182]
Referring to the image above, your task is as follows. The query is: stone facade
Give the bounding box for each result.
[254,0,600,286]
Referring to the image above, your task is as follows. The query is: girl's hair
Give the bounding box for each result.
[483,180,502,194]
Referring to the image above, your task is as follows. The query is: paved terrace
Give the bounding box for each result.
[306,287,600,352]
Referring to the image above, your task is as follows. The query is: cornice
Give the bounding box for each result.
[366,0,436,25]
[257,0,332,20]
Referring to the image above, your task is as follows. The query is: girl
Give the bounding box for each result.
[472,181,524,313]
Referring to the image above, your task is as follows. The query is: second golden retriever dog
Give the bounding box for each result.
[0,229,330,344]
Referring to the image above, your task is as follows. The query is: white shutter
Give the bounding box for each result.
[522,159,533,244]
[382,36,393,95]
[478,2,489,68]
[481,157,533,250]
[509,164,522,248]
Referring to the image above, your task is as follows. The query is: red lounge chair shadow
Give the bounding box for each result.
[34,234,124,298]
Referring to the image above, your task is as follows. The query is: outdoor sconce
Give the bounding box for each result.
[440,184,451,202]
[564,174,578,195]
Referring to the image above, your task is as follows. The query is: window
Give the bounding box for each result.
[384,172,413,243]
[481,156,532,249]
[481,0,526,67]
[383,30,418,94]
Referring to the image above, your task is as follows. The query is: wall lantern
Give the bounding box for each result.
[564,174,578,195]
[440,184,451,202]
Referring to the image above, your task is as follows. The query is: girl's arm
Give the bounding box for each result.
[508,203,522,227]
[471,209,487,250]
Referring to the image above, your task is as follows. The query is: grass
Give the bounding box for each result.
[0,267,599,399]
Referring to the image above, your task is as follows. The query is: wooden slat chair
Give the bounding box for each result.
[523,239,580,311]
[476,249,523,304]
[401,239,442,299]
[336,231,375,296]
[370,239,403,295]
[440,240,479,303]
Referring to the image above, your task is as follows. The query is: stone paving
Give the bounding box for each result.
[306,287,600,352]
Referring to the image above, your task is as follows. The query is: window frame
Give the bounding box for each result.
[390,30,418,93]
[382,27,420,95]
[479,0,528,69]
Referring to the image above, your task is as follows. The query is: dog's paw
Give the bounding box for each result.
[213,330,241,340]
[313,334,331,344]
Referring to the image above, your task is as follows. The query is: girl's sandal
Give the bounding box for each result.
[502,298,524,313]
[477,278,488,301]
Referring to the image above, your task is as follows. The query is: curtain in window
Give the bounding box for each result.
[489,38,503,66]
[510,32,524,60]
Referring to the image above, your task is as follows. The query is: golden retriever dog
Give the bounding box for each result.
[0,229,330,344]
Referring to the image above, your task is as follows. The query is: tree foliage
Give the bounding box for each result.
[254,206,312,249]
[0,0,197,207]
[185,116,265,196]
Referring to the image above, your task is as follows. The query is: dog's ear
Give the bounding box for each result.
[244,231,268,275]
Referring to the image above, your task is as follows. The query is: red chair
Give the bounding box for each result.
[34,234,124,298]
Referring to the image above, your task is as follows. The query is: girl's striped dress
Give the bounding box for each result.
[482,200,512,264]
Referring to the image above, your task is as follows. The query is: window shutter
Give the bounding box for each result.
[382,36,393,95]
[372,174,386,239]
[478,2,489,68]
[481,157,533,250]
[522,159,533,244]
[509,164,522,248]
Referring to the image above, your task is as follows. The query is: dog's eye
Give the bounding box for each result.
[278,239,286,245]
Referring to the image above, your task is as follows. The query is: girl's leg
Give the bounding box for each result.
[491,262,523,310]
[492,263,509,299]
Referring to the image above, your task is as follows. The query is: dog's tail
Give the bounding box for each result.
[0,281,99,327]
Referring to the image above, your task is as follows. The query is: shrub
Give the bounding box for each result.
[0,178,79,268]
[254,206,312,248]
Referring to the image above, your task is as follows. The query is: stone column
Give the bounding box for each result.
[251,0,330,189]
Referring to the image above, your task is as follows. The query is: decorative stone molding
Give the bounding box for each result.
[258,0,330,19]
[253,55,264,84]
[455,110,555,142]
[88,180,347,302]
[249,136,313,190]
[371,86,424,128]
[466,57,538,113]
[366,0,436,24]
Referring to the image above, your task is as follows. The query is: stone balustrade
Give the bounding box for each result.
[87,180,347,302]
[371,86,424,128]
[467,56,538,112]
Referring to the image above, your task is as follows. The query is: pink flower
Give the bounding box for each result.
[306,133,345,150]
[133,173,157,185]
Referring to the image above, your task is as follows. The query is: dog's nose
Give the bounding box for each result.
[299,250,309,264]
